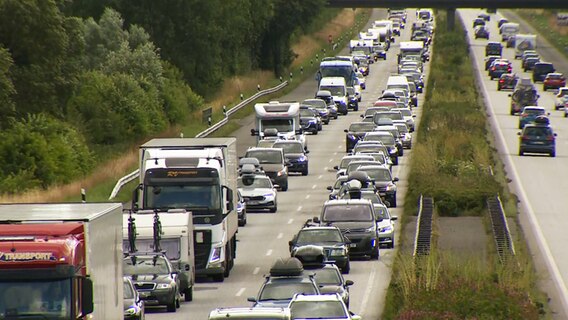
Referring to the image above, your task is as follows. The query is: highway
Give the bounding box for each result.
[143,8,429,320]
[459,9,568,319]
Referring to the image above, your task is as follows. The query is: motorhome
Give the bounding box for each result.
[252,101,306,147]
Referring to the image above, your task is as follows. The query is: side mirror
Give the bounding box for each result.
[508,94,512,97]
[326,186,333,191]
[391,215,398,221]
[247,297,257,303]
[393,177,400,182]
[345,280,354,286]
[224,186,234,212]
[344,129,349,132]
[305,150,310,154]
[412,114,417,117]
[250,128,257,136]
[360,114,364,118]
[81,277,94,316]
[517,132,522,136]
[554,133,558,136]
[131,185,141,211]
[333,165,339,171]
[288,240,294,246]
[313,217,320,224]
[273,184,280,189]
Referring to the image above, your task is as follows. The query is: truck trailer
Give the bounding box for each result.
[122,209,195,301]
[133,138,238,282]
[0,202,123,319]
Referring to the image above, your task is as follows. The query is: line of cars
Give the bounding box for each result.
[474,12,560,157]
[207,8,429,320]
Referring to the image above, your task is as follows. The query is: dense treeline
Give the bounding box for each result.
[0,0,326,194]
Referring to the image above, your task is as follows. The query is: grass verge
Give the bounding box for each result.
[514,9,568,59]
[383,11,547,319]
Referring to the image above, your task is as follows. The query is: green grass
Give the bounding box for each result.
[384,10,547,319]
[514,9,568,59]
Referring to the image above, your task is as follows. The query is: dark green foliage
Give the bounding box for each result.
[0,114,93,193]
[0,47,15,124]
[161,62,204,124]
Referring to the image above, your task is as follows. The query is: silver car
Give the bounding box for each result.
[238,175,278,213]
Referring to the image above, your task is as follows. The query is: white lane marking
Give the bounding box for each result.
[359,263,377,317]
[297,206,302,212]
[236,287,246,297]
[324,167,328,171]
[287,218,294,224]
[266,249,273,256]
[328,159,333,163]
[253,267,260,275]
[318,175,323,180]
[312,184,317,189]
[277,232,283,239]
[305,194,311,199]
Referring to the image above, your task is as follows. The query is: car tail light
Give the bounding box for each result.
[521,135,530,141]
[507,67,512,72]
[491,67,496,71]
[499,79,505,83]
[520,113,528,118]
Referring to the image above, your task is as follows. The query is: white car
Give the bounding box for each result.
[374,203,398,248]
[237,175,278,213]
[554,87,568,111]
[356,72,366,90]
[391,107,416,131]
[288,293,361,320]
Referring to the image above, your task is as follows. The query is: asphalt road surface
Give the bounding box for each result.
[143,8,430,320]
[459,9,568,319]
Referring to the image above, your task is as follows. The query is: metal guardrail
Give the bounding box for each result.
[109,81,289,200]
[414,195,434,257]
[487,194,516,262]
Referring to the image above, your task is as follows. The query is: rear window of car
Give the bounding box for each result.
[523,108,545,115]
[322,204,373,222]
[536,64,554,73]
[523,126,552,137]
[245,150,283,164]
[547,74,563,80]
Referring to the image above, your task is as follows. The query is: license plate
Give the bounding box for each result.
[195,232,204,243]
[248,201,259,205]
[349,243,357,248]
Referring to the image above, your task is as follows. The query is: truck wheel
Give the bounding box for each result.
[224,244,232,278]
[184,287,193,302]
[166,297,177,312]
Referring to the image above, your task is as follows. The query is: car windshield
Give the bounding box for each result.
[273,143,304,154]
[259,283,317,301]
[374,112,403,122]
[395,124,408,133]
[290,301,347,319]
[347,87,355,95]
[124,281,135,299]
[346,161,378,174]
[123,256,170,275]
[246,150,282,164]
[300,109,315,117]
[296,229,343,244]
[261,119,293,133]
[323,204,373,222]
[397,109,412,117]
[319,85,345,96]
[537,64,554,73]
[313,268,342,286]
[359,167,392,182]
[365,134,395,145]
[0,279,72,319]
[333,179,346,189]
[303,100,327,109]
[360,192,381,204]
[548,74,563,80]
[339,157,370,169]
[238,177,272,189]
[349,123,376,132]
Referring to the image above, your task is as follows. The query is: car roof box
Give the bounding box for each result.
[292,245,326,269]
[534,115,550,125]
[270,257,304,276]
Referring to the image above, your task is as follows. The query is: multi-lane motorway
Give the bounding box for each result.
[459,9,568,319]
[142,8,429,320]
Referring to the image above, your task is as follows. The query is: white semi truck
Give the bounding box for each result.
[133,138,238,282]
[123,209,195,301]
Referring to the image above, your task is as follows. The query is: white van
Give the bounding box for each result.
[319,77,348,113]
[500,22,520,41]
[386,75,410,94]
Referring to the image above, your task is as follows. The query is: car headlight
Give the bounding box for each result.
[125,306,139,315]
[263,193,275,199]
[330,248,346,256]
[386,183,397,191]
[308,119,317,124]
[156,283,172,289]
[210,246,222,263]
[365,226,375,232]
[379,226,393,233]
[277,168,287,176]
[297,155,307,162]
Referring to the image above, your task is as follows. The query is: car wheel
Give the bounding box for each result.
[212,272,224,282]
[166,297,177,312]
[370,245,379,260]
[184,287,193,302]
[497,86,501,91]
[550,150,556,157]
[281,183,288,192]
[176,295,180,308]
[519,149,524,156]
[564,112,568,118]
[341,260,350,274]
[269,206,277,213]
[389,238,395,249]
[392,157,399,165]
[354,104,359,111]
[398,148,403,156]
[302,168,308,176]
[510,108,515,116]
[313,129,318,135]
[544,86,548,91]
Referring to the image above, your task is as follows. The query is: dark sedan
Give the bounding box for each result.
[299,107,320,134]
[489,62,512,80]
[474,26,489,39]
[273,140,309,176]
[289,226,351,273]
[497,73,518,91]
[344,122,377,153]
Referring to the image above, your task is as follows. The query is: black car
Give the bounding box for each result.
[316,90,342,118]
[299,107,320,134]
[352,165,399,207]
[124,277,145,320]
[272,140,309,176]
[123,253,181,313]
[474,26,489,39]
[533,62,555,83]
[485,42,502,56]
[346,87,359,111]
[472,18,486,28]
[498,18,508,28]
[247,258,320,308]
[302,99,330,124]
[518,117,556,157]
[478,13,490,21]
[484,55,501,70]
[314,199,380,259]
[489,62,512,80]
[497,73,518,91]
[344,122,377,153]
[523,57,540,72]
[244,147,288,191]
[289,226,351,273]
